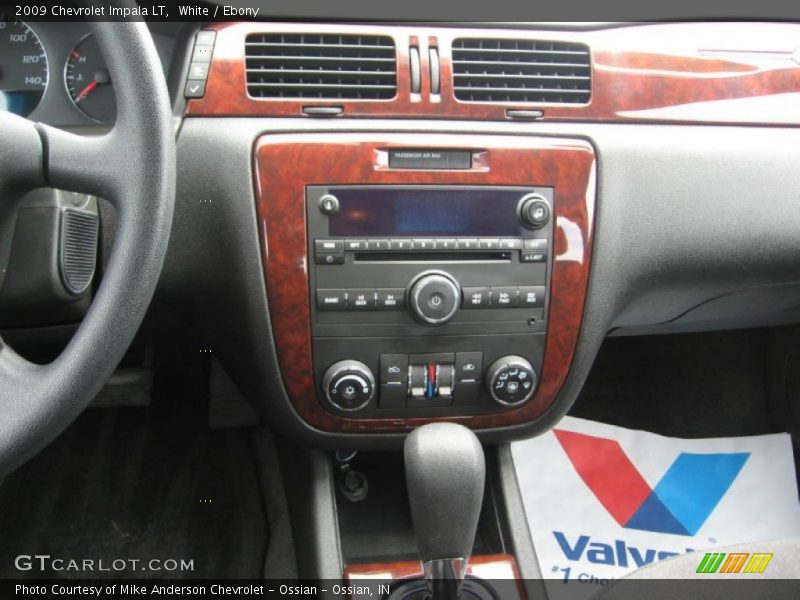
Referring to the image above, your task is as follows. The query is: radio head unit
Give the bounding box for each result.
[306,185,554,418]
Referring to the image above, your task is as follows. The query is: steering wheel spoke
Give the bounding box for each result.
[38,125,120,200]
[0,111,45,197]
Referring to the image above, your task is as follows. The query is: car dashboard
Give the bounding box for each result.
[2,17,800,447]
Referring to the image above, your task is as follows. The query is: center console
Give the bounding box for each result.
[254,133,595,433]
[309,184,552,417]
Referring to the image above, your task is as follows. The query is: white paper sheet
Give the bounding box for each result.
[511,417,800,598]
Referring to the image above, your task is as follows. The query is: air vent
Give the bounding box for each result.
[452,38,591,104]
[60,209,99,296]
[245,33,397,100]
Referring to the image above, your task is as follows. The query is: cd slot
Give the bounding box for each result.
[354,251,512,263]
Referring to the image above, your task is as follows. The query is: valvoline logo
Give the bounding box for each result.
[554,429,750,536]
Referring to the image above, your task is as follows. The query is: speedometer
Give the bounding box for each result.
[0,13,49,117]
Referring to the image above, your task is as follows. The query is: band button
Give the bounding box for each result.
[316,289,347,311]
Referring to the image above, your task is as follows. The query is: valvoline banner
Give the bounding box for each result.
[511,417,800,599]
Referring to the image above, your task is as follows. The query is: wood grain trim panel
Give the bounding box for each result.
[189,22,800,126]
[254,134,595,433]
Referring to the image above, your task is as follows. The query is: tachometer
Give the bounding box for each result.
[65,34,116,123]
[0,13,49,117]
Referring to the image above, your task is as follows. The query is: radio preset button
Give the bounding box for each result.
[366,239,391,251]
[315,239,343,253]
[376,288,406,311]
[347,289,376,311]
[413,239,436,250]
[479,238,501,250]
[434,239,458,250]
[317,289,347,311]
[390,239,415,251]
[519,286,546,308]
[457,238,480,250]
[520,251,548,263]
[491,286,519,308]
[523,238,549,251]
[499,238,523,250]
[462,287,491,309]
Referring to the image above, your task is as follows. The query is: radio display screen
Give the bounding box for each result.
[327,187,529,237]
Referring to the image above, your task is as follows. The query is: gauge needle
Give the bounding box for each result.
[74,81,97,103]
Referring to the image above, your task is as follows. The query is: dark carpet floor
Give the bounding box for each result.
[569,329,774,438]
[0,379,267,580]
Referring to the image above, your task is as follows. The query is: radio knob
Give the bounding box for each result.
[518,194,551,229]
[486,356,537,406]
[408,271,461,326]
[322,360,375,412]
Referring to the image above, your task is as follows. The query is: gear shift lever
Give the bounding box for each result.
[404,423,486,600]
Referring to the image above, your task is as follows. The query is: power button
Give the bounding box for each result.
[319,194,340,215]
[408,272,461,326]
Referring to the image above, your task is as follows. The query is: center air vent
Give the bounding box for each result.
[452,38,591,104]
[245,33,397,100]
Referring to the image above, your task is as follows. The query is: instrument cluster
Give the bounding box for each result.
[0,13,178,126]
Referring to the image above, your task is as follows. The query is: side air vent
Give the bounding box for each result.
[452,38,591,104]
[245,33,397,100]
[60,209,99,295]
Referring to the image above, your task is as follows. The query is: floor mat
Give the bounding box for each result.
[0,396,267,579]
[511,417,800,599]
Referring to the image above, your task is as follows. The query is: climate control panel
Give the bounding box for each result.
[321,352,539,415]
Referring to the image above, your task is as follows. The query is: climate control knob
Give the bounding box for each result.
[408,271,461,326]
[322,360,376,412]
[486,356,537,406]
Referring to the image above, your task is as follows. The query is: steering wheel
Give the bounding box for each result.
[0,18,175,477]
